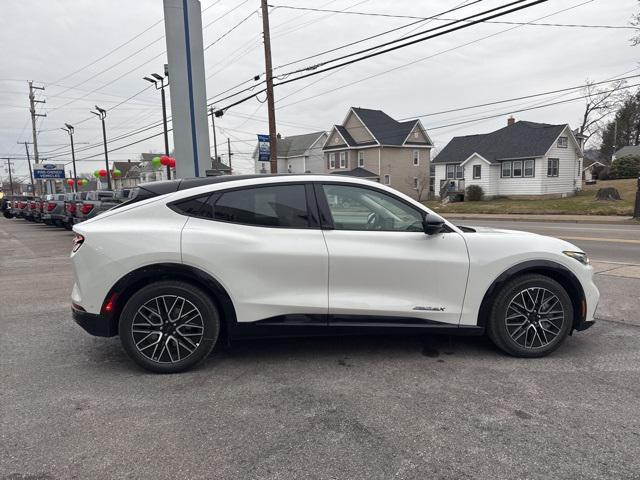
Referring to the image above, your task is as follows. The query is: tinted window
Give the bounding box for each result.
[172,194,211,217]
[322,184,423,232]
[212,185,309,228]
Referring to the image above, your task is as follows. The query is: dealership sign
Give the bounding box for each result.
[33,163,65,179]
[257,134,270,162]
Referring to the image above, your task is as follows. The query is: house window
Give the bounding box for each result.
[287,164,292,172]
[524,159,535,177]
[339,151,346,168]
[547,158,559,177]
[334,137,339,144]
[446,164,464,179]
[513,160,522,177]
[384,174,390,185]
[501,161,512,178]
[358,151,364,167]
[413,177,419,189]
[413,150,420,166]
[429,164,435,193]
[329,153,336,169]
[473,164,481,179]
[413,131,419,139]
[557,136,568,148]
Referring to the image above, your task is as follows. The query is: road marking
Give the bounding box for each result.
[559,236,640,245]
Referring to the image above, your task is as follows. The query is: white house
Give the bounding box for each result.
[254,131,328,174]
[432,118,584,199]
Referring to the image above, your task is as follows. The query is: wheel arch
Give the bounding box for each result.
[102,263,237,339]
[477,260,586,330]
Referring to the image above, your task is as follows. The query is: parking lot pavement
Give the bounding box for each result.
[2,218,640,480]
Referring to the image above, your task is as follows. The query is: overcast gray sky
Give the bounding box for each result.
[0,0,638,182]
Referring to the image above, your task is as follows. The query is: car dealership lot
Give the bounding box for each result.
[1,218,640,480]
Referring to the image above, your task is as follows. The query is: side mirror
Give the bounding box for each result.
[422,214,445,235]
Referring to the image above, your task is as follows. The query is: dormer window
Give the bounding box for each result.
[557,136,568,148]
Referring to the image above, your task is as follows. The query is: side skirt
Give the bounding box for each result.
[229,314,484,339]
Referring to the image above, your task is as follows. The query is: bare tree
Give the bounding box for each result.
[630,3,640,46]
[578,79,626,146]
[406,170,431,202]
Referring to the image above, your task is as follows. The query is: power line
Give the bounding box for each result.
[204,8,257,51]
[277,0,593,110]
[272,0,483,71]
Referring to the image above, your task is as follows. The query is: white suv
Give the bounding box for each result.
[71,175,598,373]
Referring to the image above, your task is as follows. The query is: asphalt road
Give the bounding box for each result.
[452,219,640,264]
[1,217,640,480]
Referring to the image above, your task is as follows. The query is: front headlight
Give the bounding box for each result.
[563,250,590,265]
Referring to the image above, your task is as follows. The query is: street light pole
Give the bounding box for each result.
[61,124,77,192]
[91,106,111,190]
[144,73,171,180]
[19,142,35,194]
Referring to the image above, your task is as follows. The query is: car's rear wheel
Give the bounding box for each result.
[119,281,220,373]
[487,274,573,357]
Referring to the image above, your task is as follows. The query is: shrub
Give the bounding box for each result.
[466,184,484,201]
[610,156,640,179]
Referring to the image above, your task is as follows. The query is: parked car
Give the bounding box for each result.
[71,175,599,373]
[1,196,14,218]
[41,193,67,226]
[74,190,119,224]
[24,197,41,222]
[62,192,86,230]
[9,196,32,218]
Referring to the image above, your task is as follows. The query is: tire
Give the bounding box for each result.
[487,274,573,358]
[64,221,73,230]
[119,281,220,373]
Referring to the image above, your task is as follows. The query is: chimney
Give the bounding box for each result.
[507,116,515,126]
[276,132,282,139]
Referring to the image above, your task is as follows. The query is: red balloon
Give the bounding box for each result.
[66,179,75,186]
[168,158,176,168]
[160,155,170,166]
[99,169,107,177]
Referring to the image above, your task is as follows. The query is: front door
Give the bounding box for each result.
[317,183,469,325]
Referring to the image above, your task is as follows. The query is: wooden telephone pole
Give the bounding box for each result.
[260,0,277,173]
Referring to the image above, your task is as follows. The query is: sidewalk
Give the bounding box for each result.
[442,213,636,224]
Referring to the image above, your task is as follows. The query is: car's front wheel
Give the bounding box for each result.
[487,274,573,357]
[119,281,220,373]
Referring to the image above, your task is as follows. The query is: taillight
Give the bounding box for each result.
[40,201,45,210]
[30,201,36,209]
[47,202,56,211]
[80,203,94,214]
[19,202,25,209]
[69,203,77,213]
[72,234,84,253]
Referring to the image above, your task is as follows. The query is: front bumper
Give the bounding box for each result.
[72,306,117,337]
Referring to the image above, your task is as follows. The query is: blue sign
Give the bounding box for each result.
[33,163,65,180]
[257,134,270,162]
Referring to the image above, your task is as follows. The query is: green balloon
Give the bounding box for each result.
[93,170,100,178]
[113,169,122,178]
[152,156,162,168]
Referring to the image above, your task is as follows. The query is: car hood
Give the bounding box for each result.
[458,225,539,236]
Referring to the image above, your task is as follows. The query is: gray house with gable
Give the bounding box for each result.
[432,118,584,199]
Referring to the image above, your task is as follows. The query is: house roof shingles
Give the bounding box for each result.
[433,121,568,164]
[330,167,379,178]
[351,107,419,146]
[614,145,640,159]
[277,131,326,157]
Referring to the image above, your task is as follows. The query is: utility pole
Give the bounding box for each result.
[2,158,14,195]
[260,0,277,173]
[227,138,233,174]
[62,124,78,192]
[209,106,218,168]
[19,142,35,194]
[91,106,112,190]
[144,72,171,180]
[28,81,46,193]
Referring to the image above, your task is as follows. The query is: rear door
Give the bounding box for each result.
[316,182,469,326]
[180,182,329,324]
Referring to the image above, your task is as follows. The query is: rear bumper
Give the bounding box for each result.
[72,306,117,337]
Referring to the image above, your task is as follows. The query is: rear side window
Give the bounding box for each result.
[171,195,211,217]
[213,185,309,228]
